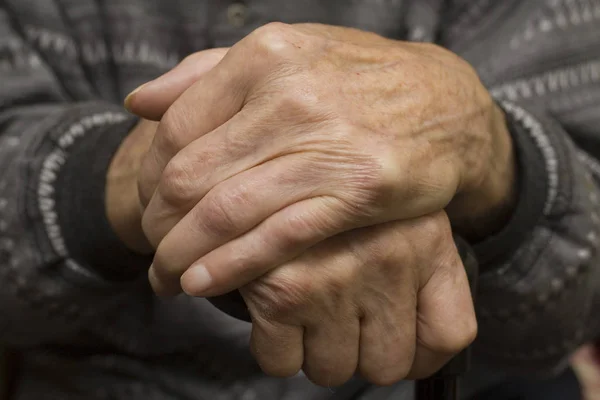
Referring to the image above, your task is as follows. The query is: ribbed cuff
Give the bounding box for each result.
[472,102,551,271]
[45,103,152,281]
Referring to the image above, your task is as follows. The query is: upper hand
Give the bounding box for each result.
[127,23,512,296]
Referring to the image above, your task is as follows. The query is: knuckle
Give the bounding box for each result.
[249,22,295,56]
[418,212,453,253]
[335,153,397,218]
[158,156,196,208]
[272,85,320,116]
[321,270,354,303]
[157,108,188,155]
[245,271,312,321]
[196,191,242,239]
[366,228,411,267]
[273,211,334,253]
[344,223,413,277]
[433,315,478,354]
[294,202,347,236]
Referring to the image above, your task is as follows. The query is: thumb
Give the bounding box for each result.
[124,47,229,121]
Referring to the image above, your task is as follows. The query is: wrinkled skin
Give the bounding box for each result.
[113,23,516,386]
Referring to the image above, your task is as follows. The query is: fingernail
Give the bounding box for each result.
[124,82,150,111]
[182,264,213,296]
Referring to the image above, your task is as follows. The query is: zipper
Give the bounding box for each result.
[490,58,600,102]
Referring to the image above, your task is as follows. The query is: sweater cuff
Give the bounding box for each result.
[39,102,152,281]
[472,101,553,271]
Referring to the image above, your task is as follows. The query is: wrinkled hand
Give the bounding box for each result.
[106,48,229,254]
[122,25,484,386]
[126,23,512,297]
[240,211,476,385]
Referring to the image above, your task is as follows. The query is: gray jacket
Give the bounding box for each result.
[1,0,599,399]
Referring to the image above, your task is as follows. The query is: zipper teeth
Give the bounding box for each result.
[490,59,600,102]
[510,0,600,49]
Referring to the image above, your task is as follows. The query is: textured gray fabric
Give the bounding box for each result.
[0,0,600,399]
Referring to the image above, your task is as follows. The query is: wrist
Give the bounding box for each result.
[447,103,518,241]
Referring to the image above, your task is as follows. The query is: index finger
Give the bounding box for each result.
[136,51,248,207]
[125,48,230,121]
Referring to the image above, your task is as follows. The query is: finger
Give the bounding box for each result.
[406,246,477,379]
[139,105,293,243]
[136,50,250,207]
[176,196,349,297]
[141,100,352,246]
[147,151,353,296]
[240,238,361,386]
[142,149,305,248]
[244,313,304,378]
[302,317,360,387]
[357,276,418,386]
[137,23,317,208]
[125,48,229,121]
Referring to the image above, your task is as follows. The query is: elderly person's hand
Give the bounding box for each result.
[122,22,516,385]
[238,211,476,386]
[126,23,515,297]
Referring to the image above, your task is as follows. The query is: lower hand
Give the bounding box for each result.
[240,211,476,386]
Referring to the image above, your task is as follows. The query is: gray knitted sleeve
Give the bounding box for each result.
[442,0,600,375]
[0,3,151,346]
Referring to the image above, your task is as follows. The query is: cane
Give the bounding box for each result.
[208,236,479,400]
[415,236,479,400]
